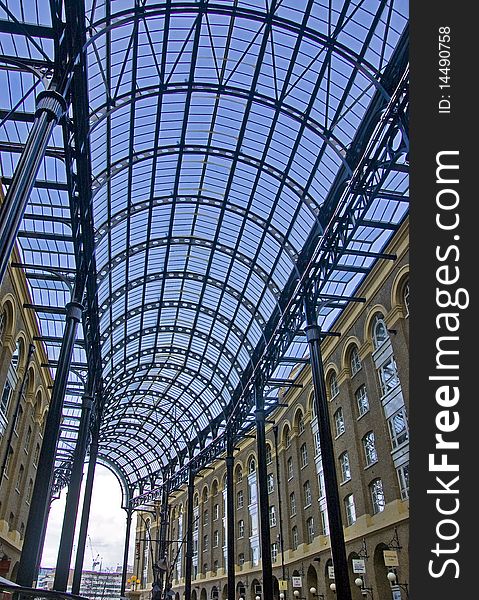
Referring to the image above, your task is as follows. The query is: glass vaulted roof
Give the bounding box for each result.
[0,0,408,491]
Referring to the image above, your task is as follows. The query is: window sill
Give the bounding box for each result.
[304,503,312,509]
[340,478,351,486]
[356,411,370,421]
[334,431,345,440]
[364,460,378,470]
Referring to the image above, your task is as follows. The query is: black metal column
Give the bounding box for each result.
[184,467,195,600]
[71,429,99,595]
[54,393,94,591]
[273,425,286,585]
[0,89,67,285]
[121,507,134,596]
[157,483,170,596]
[255,383,274,600]
[17,300,84,587]
[304,301,352,600]
[225,434,235,600]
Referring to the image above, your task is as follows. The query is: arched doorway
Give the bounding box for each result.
[222,584,228,600]
[374,543,392,599]
[306,564,319,599]
[200,588,207,600]
[250,578,261,600]
[272,575,280,599]
[324,559,336,600]
[348,552,364,600]
[237,581,246,600]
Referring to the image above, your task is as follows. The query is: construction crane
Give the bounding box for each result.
[88,535,101,571]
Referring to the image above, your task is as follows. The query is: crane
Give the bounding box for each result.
[88,535,101,571]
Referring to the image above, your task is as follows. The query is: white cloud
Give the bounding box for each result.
[41,465,137,571]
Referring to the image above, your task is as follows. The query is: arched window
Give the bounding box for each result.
[295,411,305,435]
[202,487,208,503]
[194,493,199,507]
[212,480,218,496]
[350,346,361,375]
[248,457,256,474]
[329,372,339,399]
[265,444,272,465]
[372,315,388,349]
[235,465,243,484]
[283,425,291,448]
[11,338,24,371]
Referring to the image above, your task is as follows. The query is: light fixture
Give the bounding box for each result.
[329,583,336,593]
[354,577,373,597]
[387,571,409,597]
[294,592,300,598]
[279,594,285,600]
[309,587,324,599]
[255,596,261,600]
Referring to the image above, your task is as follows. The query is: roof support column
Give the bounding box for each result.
[0,89,67,285]
[255,383,273,600]
[17,299,84,587]
[304,298,352,600]
[273,425,287,585]
[53,392,94,591]
[121,506,134,596]
[226,434,236,600]
[71,427,99,595]
[155,483,170,598]
[184,466,196,600]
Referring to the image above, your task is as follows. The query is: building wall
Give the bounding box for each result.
[132,220,409,600]
[0,244,53,580]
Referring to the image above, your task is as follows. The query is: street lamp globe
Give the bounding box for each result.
[387,572,397,584]
[329,583,336,592]
[309,588,317,595]
[354,578,363,588]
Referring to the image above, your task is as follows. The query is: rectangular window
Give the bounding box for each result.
[269,505,276,527]
[287,457,293,480]
[1,380,12,414]
[237,490,244,509]
[203,535,208,551]
[344,495,356,526]
[238,553,245,566]
[292,527,298,550]
[307,517,314,543]
[378,357,400,395]
[271,543,278,563]
[213,530,219,547]
[300,444,308,468]
[303,481,312,507]
[289,492,296,517]
[397,464,409,499]
[320,509,329,536]
[388,408,409,448]
[370,479,386,514]
[339,452,351,482]
[362,432,378,466]
[334,408,345,437]
[267,473,274,494]
[213,504,219,520]
[355,385,369,417]
[238,520,244,538]
[314,430,321,456]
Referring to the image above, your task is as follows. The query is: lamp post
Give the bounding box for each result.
[354,578,373,598]
[387,571,409,597]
